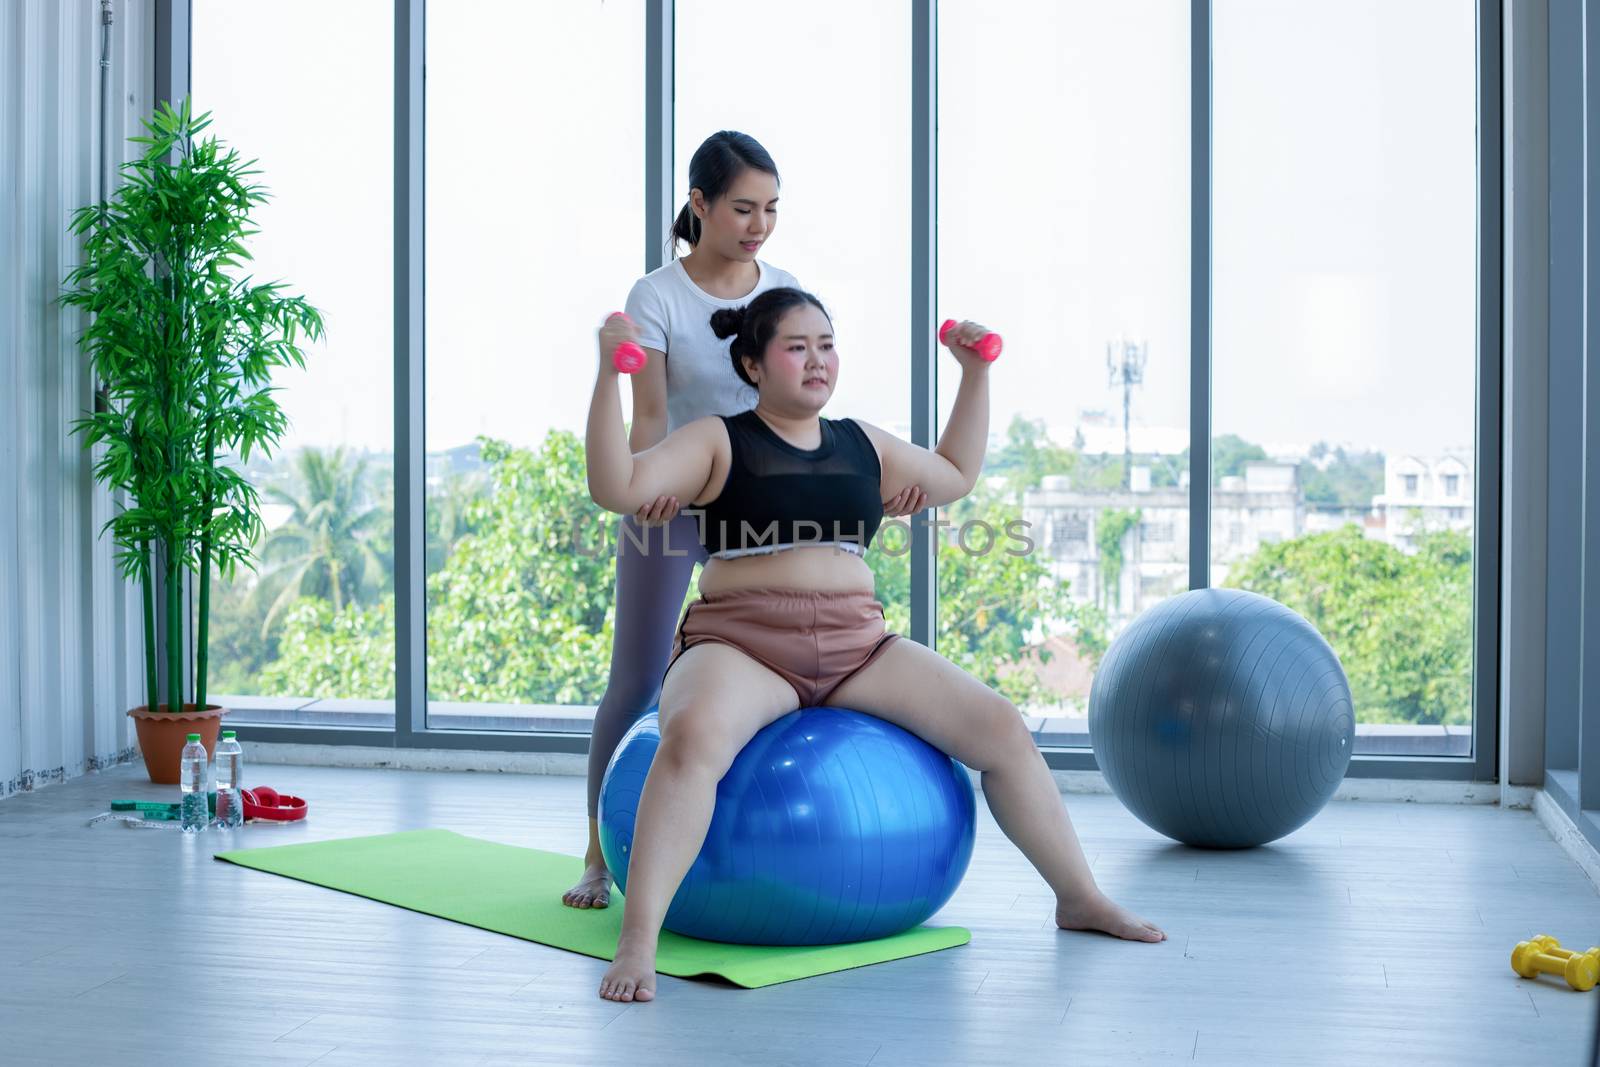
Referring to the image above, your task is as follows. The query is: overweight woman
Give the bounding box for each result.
[585,286,1165,1003]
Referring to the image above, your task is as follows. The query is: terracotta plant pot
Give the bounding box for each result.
[128,704,228,784]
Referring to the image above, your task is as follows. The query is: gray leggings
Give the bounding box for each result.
[586,513,707,817]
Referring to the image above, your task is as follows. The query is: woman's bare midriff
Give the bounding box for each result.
[696,545,876,597]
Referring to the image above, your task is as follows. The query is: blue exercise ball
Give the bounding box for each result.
[1088,588,1354,849]
[598,706,976,945]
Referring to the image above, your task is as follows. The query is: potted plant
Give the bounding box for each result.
[61,98,322,783]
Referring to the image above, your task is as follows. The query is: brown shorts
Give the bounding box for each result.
[666,587,902,707]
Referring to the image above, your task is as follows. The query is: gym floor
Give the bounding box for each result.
[3,763,1596,1066]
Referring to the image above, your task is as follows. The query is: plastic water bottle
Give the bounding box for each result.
[215,730,244,829]
[179,734,210,833]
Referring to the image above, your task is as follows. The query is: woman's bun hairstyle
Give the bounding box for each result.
[709,306,745,341]
[712,287,831,388]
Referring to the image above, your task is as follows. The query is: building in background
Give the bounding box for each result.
[1022,428,1476,635]
[1371,452,1474,551]
[1025,459,1302,628]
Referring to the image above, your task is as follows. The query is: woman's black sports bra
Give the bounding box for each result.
[694,410,884,560]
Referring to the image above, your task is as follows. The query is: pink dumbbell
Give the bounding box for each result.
[607,312,647,374]
[939,319,1003,362]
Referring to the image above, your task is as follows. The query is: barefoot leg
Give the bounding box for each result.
[562,818,613,909]
[828,639,1165,943]
[598,643,798,1001]
[976,758,1165,942]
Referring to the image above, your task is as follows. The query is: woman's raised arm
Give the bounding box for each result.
[586,315,719,515]
[856,320,994,509]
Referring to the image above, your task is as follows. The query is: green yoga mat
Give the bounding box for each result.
[215,829,969,989]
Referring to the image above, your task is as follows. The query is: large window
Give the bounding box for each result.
[423,1,646,732]
[193,0,396,728]
[1212,0,1478,756]
[190,1,1496,775]
[938,1,1191,746]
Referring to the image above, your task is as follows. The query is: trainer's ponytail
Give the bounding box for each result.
[670,201,701,248]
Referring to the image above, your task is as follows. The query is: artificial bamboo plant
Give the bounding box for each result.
[62,98,322,716]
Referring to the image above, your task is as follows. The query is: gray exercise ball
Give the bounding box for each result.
[1088,588,1354,848]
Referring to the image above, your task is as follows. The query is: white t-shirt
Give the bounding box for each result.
[624,258,803,433]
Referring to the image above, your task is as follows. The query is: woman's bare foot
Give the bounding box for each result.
[599,933,658,1002]
[562,858,612,909]
[1056,891,1166,943]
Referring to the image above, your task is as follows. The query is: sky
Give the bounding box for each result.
[191,0,1479,466]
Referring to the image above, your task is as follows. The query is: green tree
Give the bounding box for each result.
[985,414,1078,496]
[252,446,390,632]
[1212,434,1270,482]
[261,434,619,703]
[1175,433,1269,486]
[1300,443,1385,509]
[1094,508,1141,611]
[987,413,1195,493]
[258,595,395,698]
[1224,525,1472,725]
[426,468,488,575]
[203,570,279,696]
[262,431,1103,709]
[874,485,1099,707]
[1074,455,1133,492]
[422,434,621,704]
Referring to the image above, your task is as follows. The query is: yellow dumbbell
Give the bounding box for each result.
[1511,935,1600,992]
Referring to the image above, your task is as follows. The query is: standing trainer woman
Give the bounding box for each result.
[562,131,927,908]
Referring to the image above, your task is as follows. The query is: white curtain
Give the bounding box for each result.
[0,0,153,799]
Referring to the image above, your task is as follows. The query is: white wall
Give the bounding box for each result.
[0,0,153,798]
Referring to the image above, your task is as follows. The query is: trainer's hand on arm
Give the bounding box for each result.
[882,484,929,517]
[634,495,681,527]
